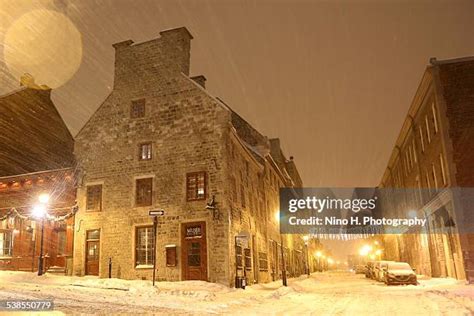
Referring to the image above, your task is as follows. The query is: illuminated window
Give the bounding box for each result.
[432,102,439,134]
[440,154,447,185]
[432,163,438,189]
[425,116,431,143]
[186,172,206,201]
[135,226,154,267]
[0,231,13,257]
[419,127,425,152]
[139,143,152,161]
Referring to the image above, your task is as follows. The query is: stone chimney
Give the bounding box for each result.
[112,27,193,90]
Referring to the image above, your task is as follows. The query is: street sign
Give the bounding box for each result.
[148,209,164,286]
[149,210,165,216]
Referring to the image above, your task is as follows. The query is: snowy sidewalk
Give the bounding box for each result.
[0,271,473,315]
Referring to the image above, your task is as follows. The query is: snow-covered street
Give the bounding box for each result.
[0,271,473,315]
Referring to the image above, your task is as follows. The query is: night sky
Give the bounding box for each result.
[1,0,474,189]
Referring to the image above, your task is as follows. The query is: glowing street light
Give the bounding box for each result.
[32,204,47,219]
[38,193,50,204]
[33,193,49,276]
[359,245,373,256]
[315,251,322,258]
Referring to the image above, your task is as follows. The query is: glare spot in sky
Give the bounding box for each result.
[4,9,82,89]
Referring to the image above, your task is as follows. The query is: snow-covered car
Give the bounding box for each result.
[383,262,417,285]
[365,261,375,279]
[374,260,395,281]
[354,265,366,274]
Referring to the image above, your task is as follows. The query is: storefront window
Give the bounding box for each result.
[0,230,13,257]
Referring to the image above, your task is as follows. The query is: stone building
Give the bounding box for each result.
[73,27,305,286]
[378,57,474,283]
[0,84,76,274]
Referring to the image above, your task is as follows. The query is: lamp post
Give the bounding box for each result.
[303,235,310,276]
[275,211,287,286]
[315,251,322,272]
[33,194,49,276]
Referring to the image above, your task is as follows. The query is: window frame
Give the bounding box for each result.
[135,178,153,207]
[86,184,102,212]
[186,172,207,201]
[135,225,155,268]
[57,230,67,256]
[138,142,153,161]
[130,99,146,119]
[0,230,13,257]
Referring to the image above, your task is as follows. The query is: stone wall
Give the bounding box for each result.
[73,27,305,286]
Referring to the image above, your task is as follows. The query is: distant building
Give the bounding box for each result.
[73,27,305,286]
[378,57,474,283]
[0,86,76,274]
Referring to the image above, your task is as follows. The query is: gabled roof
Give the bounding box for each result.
[0,87,75,176]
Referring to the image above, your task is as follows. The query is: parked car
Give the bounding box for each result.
[365,261,375,279]
[354,264,366,274]
[374,260,395,281]
[383,262,417,285]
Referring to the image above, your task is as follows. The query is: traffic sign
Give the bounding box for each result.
[149,210,165,216]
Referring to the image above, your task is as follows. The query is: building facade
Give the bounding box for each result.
[73,27,305,286]
[0,84,76,274]
[378,57,474,283]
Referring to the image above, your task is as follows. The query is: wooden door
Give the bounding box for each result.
[181,222,207,281]
[85,230,100,276]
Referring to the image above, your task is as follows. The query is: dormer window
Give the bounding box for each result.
[131,99,145,118]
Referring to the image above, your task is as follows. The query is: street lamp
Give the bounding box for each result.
[359,245,372,257]
[315,251,322,272]
[33,193,49,276]
[375,249,383,260]
[274,210,287,286]
[303,235,310,276]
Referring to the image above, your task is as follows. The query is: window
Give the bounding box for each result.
[419,127,425,152]
[87,229,100,240]
[259,252,268,271]
[139,143,152,161]
[440,154,447,185]
[241,185,246,208]
[135,226,155,267]
[186,172,206,201]
[432,163,438,189]
[131,99,145,118]
[235,245,243,268]
[0,231,13,257]
[425,116,431,143]
[244,248,252,270]
[166,246,177,267]
[86,185,102,212]
[425,172,431,189]
[136,178,153,206]
[412,141,417,163]
[57,230,66,255]
[432,102,439,134]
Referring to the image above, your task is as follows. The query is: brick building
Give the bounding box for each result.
[378,57,474,283]
[73,27,305,286]
[0,83,77,274]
